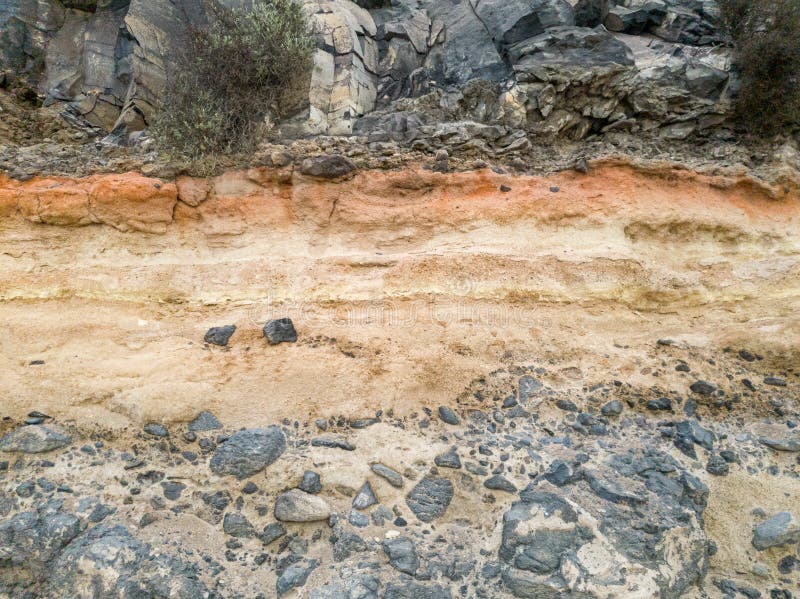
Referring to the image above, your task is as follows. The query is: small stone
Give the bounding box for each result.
[434,446,462,469]
[263,318,297,345]
[352,481,378,510]
[647,397,672,411]
[223,512,256,538]
[706,454,729,476]
[242,481,258,494]
[143,423,169,437]
[276,559,318,596]
[348,509,369,527]
[500,184,511,193]
[690,381,716,395]
[139,513,159,528]
[311,436,355,451]
[764,376,787,387]
[484,475,517,493]
[204,325,236,346]
[601,400,622,416]
[161,481,186,500]
[382,536,419,575]
[752,512,800,550]
[518,376,542,403]
[739,349,756,362]
[543,460,575,487]
[549,186,560,193]
[371,463,403,488]
[574,158,589,174]
[274,489,331,522]
[261,522,286,545]
[438,406,460,425]
[188,411,223,432]
[299,470,322,494]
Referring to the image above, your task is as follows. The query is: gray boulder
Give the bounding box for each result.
[752,512,800,550]
[0,425,72,454]
[209,427,286,479]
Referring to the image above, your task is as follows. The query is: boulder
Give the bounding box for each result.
[406,477,453,522]
[752,512,800,550]
[0,425,72,454]
[209,427,286,479]
[274,489,332,522]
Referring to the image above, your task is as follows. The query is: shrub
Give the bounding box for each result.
[718,0,800,134]
[151,0,315,160]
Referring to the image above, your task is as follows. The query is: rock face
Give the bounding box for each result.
[209,427,286,479]
[0,503,208,598]
[499,448,710,598]
[0,425,71,453]
[2,0,734,141]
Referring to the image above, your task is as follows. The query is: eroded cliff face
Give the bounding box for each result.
[1,160,798,423]
[0,162,799,598]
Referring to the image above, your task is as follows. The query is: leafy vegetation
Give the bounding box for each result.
[718,0,800,134]
[151,0,314,160]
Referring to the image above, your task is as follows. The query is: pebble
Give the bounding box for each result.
[371,463,404,488]
[299,470,322,494]
[437,406,460,425]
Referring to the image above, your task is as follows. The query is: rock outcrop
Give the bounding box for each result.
[1,0,734,142]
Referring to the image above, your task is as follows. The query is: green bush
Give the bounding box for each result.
[151,0,315,159]
[718,0,800,134]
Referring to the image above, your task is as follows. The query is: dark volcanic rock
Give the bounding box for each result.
[188,410,222,432]
[300,155,357,179]
[371,463,404,488]
[223,512,256,538]
[263,318,298,345]
[434,446,462,469]
[299,470,322,494]
[438,406,460,425]
[484,475,517,493]
[752,512,800,550]
[209,427,286,479]
[204,325,236,346]
[276,559,319,596]
[690,380,716,396]
[274,489,331,522]
[352,481,378,510]
[382,536,419,575]
[0,425,72,453]
[384,582,452,599]
[406,477,454,522]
